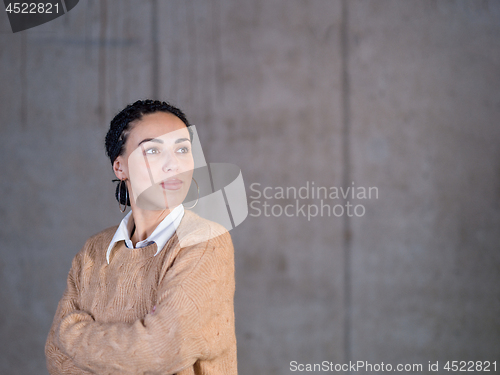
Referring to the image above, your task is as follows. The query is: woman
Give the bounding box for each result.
[45,100,237,374]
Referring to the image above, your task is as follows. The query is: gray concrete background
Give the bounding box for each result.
[0,0,499,374]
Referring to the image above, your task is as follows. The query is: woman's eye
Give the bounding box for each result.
[177,146,190,154]
[145,147,160,155]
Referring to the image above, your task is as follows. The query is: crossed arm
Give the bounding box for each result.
[45,232,234,375]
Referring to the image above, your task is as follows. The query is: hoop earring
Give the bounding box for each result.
[118,179,128,213]
[183,177,199,209]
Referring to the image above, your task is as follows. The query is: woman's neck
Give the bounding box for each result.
[129,206,171,246]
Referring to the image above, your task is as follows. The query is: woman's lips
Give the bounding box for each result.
[160,179,183,190]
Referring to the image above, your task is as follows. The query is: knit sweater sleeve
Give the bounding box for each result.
[55,229,235,375]
[45,248,94,374]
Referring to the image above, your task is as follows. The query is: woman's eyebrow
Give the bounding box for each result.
[138,138,163,146]
[175,137,191,144]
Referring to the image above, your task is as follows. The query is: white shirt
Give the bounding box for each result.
[106,205,185,264]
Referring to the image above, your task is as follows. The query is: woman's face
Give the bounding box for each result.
[114,111,194,211]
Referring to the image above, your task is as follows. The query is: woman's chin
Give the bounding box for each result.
[134,184,186,211]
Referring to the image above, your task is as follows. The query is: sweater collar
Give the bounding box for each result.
[106,205,185,264]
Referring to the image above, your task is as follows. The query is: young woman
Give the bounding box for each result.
[45,100,237,374]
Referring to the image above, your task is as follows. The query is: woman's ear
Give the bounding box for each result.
[113,157,127,180]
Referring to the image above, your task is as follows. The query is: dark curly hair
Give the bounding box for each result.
[105,99,193,207]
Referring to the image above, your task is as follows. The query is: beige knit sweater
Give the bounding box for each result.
[45,210,237,375]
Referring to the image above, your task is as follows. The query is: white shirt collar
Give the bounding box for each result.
[106,205,185,264]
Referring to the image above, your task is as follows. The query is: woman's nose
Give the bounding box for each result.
[162,150,180,173]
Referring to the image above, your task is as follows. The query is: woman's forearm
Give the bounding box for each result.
[56,236,234,375]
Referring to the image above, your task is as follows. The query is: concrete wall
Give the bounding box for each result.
[0,1,499,374]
